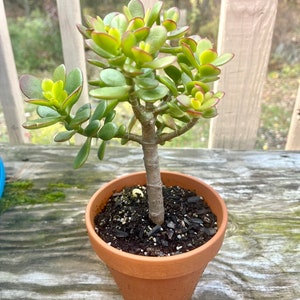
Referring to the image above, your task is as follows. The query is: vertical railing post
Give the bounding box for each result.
[0,0,28,144]
[209,0,278,150]
[56,0,89,144]
[286,83,300,150]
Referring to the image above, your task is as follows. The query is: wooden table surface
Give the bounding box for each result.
[0,144,299,300]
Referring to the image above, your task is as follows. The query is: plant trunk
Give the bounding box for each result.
[142,117,165,225]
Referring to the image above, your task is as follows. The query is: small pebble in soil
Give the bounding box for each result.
[94,185,218,257]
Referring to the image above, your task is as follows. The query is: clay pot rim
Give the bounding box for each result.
[85,170,228,263]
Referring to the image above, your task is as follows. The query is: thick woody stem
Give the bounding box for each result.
[142,119,165,225]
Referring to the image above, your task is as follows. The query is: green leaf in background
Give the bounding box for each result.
[54,130,76,142]
[110,13,128,35]
[133,26,150,42]
[167,26,189,39]
[69,103,91,127]
[128,0,145,18]
[53,64,66,83]
[61,86,83,111]
[98,122,119,140]
[212,53,234,66]
[137,84,169,102]
[97,141,107,160]
[199,49,218,65]
[19,75,43,99]
[73,137,92,169]
[90,86,130,100]
[100,69,126,86]
[132,47,153,65]
[92,32,120,56]
[164,65,182,84]
[65,68,83,95]
[145,1,163,27]
[135,77,159,90]
[157,75,177,96]
[84,120,101,136]
[85,39,114,59]
[146,26,167,54]
[37,106,60,118]
[143,55,177,69]
[162,19,176,32]
[196,38,213,55]
[23,116,63,129]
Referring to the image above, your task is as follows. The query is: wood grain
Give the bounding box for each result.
[0,145,299,299]
[209,0,278,150]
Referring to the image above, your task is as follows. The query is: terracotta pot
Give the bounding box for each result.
[85,171,227,300]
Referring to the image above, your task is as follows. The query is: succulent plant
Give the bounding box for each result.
[19,0,233,225]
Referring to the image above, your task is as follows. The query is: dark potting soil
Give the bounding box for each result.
[94,185,218,257]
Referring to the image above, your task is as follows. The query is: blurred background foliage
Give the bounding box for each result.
[1,0,300,149]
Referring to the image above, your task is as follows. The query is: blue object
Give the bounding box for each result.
[0,158,5,198]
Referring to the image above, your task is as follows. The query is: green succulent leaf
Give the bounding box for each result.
[133,26,150,42]
[212,53,234,66]
[137,84,169,102]
[145,1,163,27]
[128,0,145,18]
[23,116,63,129]
[111,13,128,35]
[97,140,107,160]
[92,32,120,56]
[143,55,177,69]
[87,59,108,69]
[54,130,76,142]
[167,26,189,39]
[121,31,137,59]
[198,64,221,78]
[164,7,180,22]
[84,119,101,136]
[199,49,218,65]
[162,19,176,32]
[181,43,198,68]
[53,64,66,83]
[100,69,126,86]
[128,17,144,31]
[105,110,116,123]
[61,86,83,111]
[196,38,213,55]
[157,75,178,96]
[37,106,60,118]
[90,86,130,100]
[98,122,119,140]
[65,68,83,95]
[19,75,44,99]
[164,65,182,84]
[132,47,153,65]
[73,137,92,169]
[69,103,91,127]
[85,39,114,58]
[161,114,176,130]
[135,77,159,90]
[146,25,167,54]
[25,99,52,107]
[202,107,218,118]
[91,100,107,121]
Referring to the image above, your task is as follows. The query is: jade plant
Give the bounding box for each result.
[19,0,233,225]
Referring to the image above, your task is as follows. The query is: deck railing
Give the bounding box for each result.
[0,0,299,149]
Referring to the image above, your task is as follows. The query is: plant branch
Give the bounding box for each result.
[156,118,199,144]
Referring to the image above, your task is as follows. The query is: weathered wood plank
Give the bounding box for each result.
[0,0,28,144]
[286,83,300,150]
[0,145,299,299]
[209,0,278,150]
